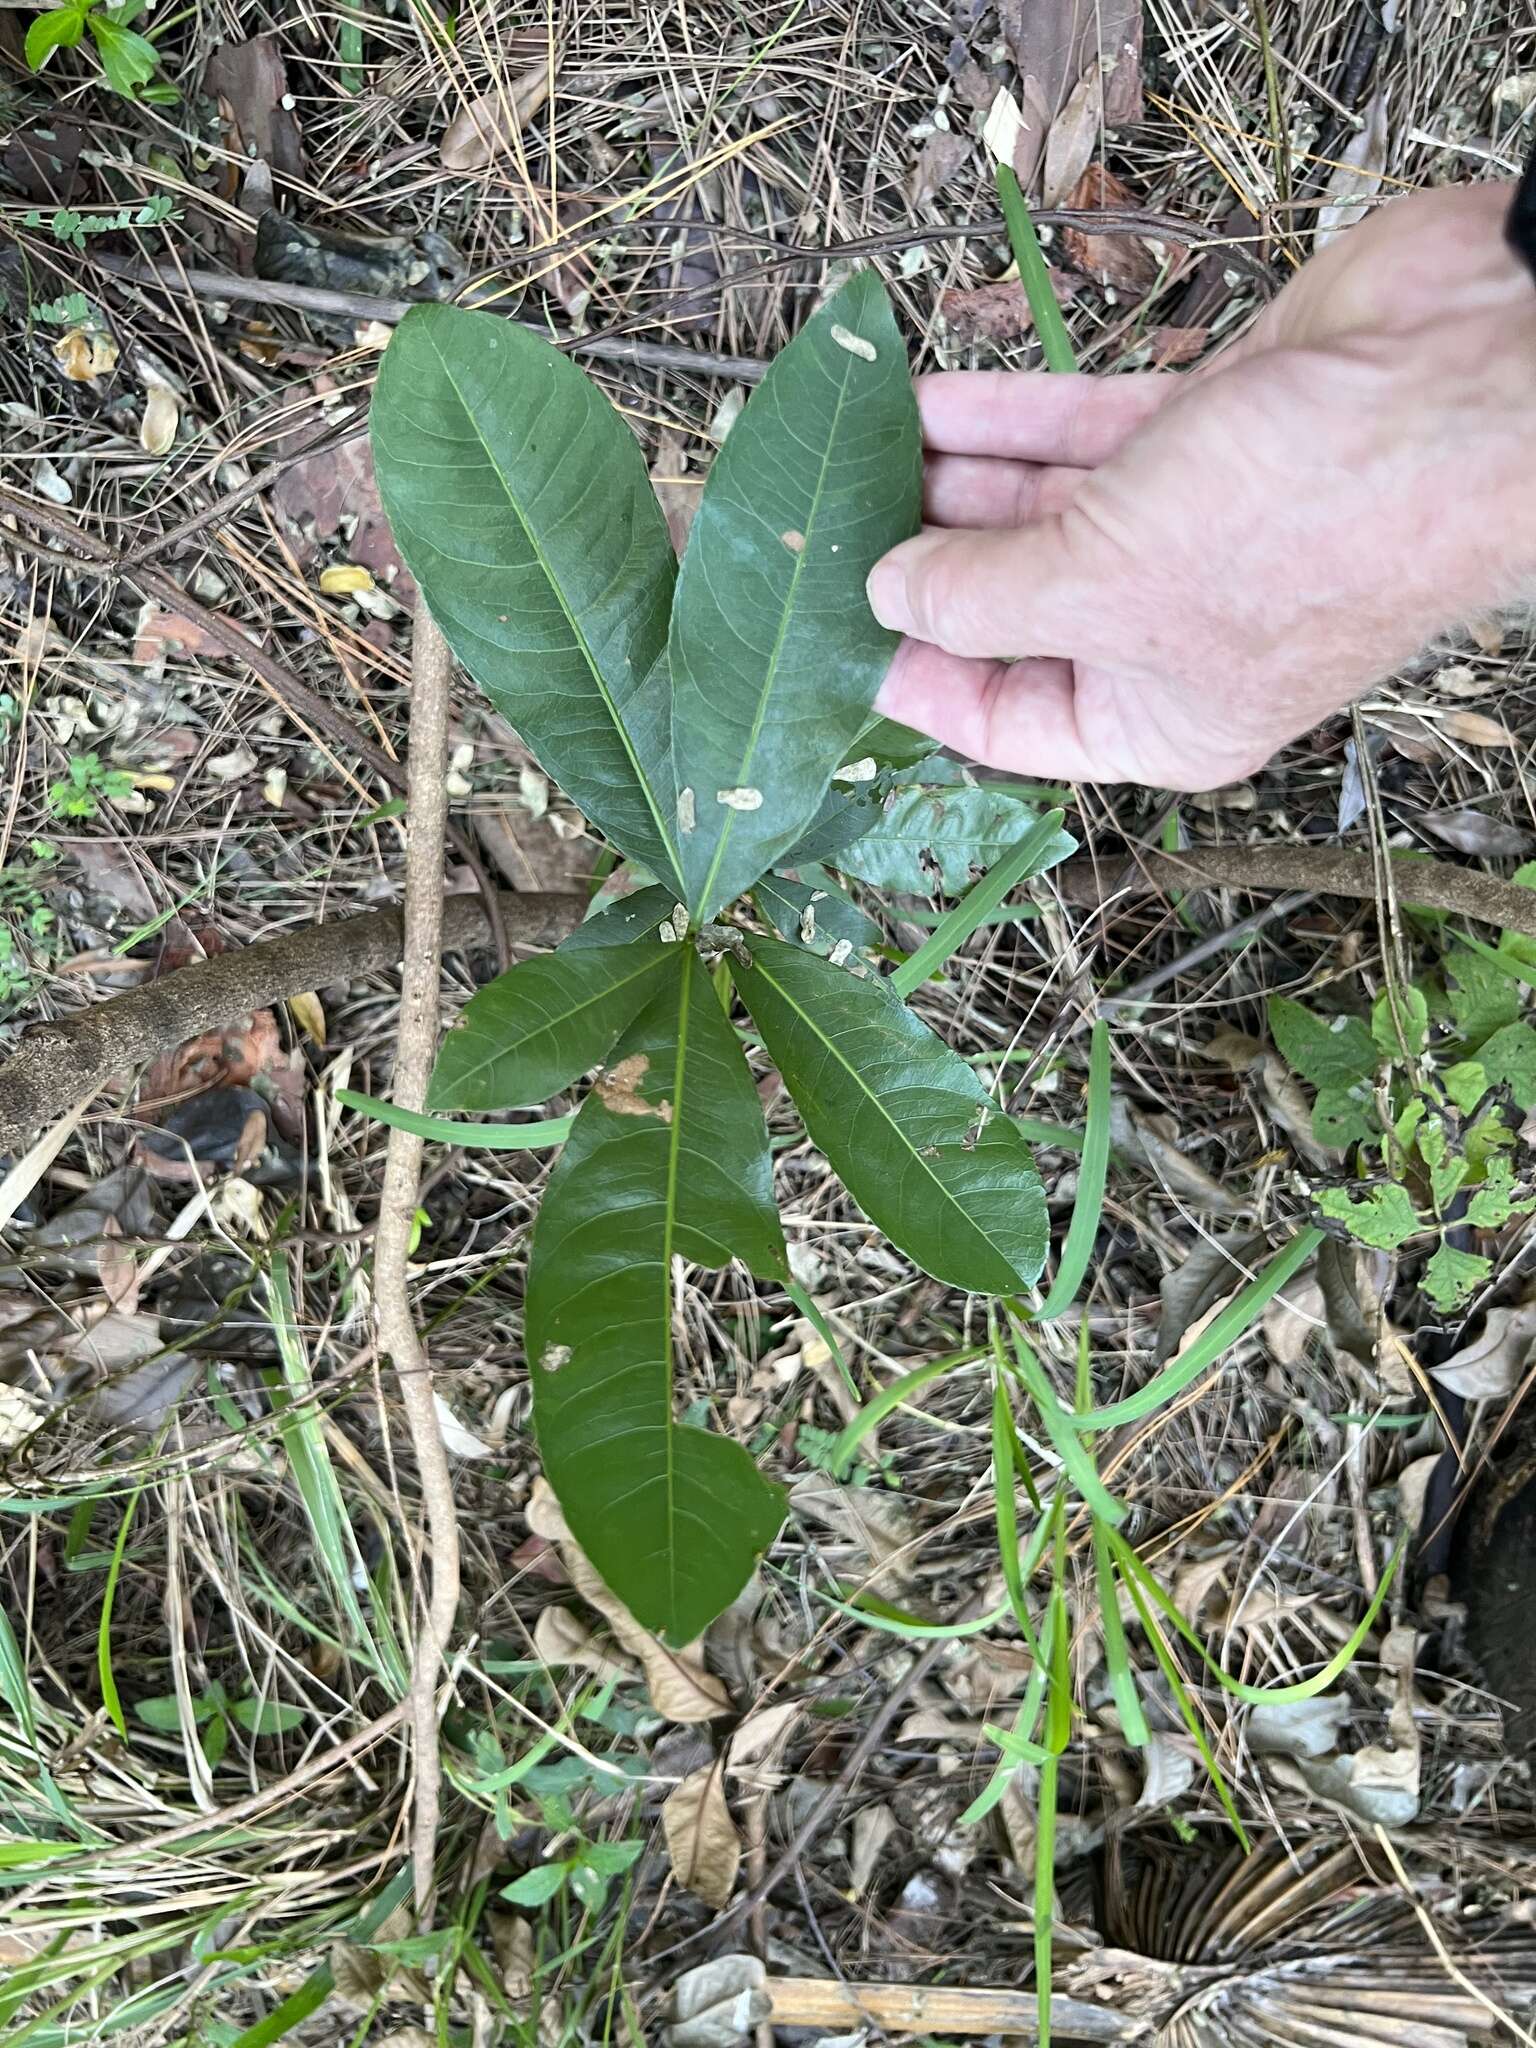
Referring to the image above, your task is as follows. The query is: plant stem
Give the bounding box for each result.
[995,165,1078,374]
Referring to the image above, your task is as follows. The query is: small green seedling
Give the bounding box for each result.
[1269,878,1536,1308]
[369,274,1077,1647]
[135,1680,305,1768]
[23,0,174,101]
[49,751,134,819]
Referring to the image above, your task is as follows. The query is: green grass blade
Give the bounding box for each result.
[787,1278,859,1402]
[336,1089,573,1149]
[1112,1527,1405,1705]
[890,810,1072,1000]
[995,163,1077,374]
[992,1378,1043,1659]
[1034,1751,1059,2047]
[1066,1228,1324,1430]
[1006,1325,1125,1528]
[1122,1568,1250,1850]
[1038,1021,1110,1320]
[817,1585,1013,1640]
[97,1474,148,1738]
[826,1351,985,1476]
[1092,1520,1149,1747]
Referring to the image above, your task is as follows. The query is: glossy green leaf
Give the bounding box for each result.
[26,2,87,68]
[562,886,679,951]
[753,868,879,959]
[371,304,682,888]
[428,938,676,1113]
[780,778,893,869]
[669,270,921,917]
[733,937,1048,1292]
[1316,1183,1419,1250]
[844,716,936,773]
[525,946,787,1641]
[839,785,1057,896]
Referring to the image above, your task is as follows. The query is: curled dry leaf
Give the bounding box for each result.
[726,1698,801,1771]
[526,1477,730,1720]
[440,63,553,170]
[1439,709,1518,749]
[1432,1300,1536,1400]
[1111,1097,1245,1215]
[1315,86,1390,245]
[533,1602,635,1685]
[1062,164,1166,289]
[790,1472,916,1595]
[941,272,1080,345]
[54,328,118,383]
[663,1764,741,1910]
[907,128,972,207]
[849,1801,897,1894]
[1418,807,1534,859]
[1262,1264,1327,1369]
[1042,70,1103,208]
[1135,1732,1196,1812]
[664,1957,769,2048]
[140,384,179,457]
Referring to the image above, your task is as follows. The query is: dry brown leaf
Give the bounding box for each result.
[1432,1300,1536,1400]
[287,991,326,1044]
[205,36,303,180]
[440,64,553,170]
[1396,1452,1442,1535]
[726,1699,801,1769]
[1202,1027,1265,1073]
[525,1478,730,1720]
[1315,86,1390,245]
[664,1956,769,2048]
[1434,661,1497,699]
[849,1802,896,1895]
[1439,709,1518,749]
[489,1912,535,2000]
[940,272,1080,345]
[533,1603,635,1685]
[907,128,971,207]
[1061,163,1163,288]
[1145,323,1209,366]
[1262,1265,1327,1368]
[789,1472,916,1594]
[1112,1098,1245,1215]
[1042,70,1103,208]
[651,430,701,556]
[1258,1054,1333,1164]
[1135,1732,1196,1812]
[140,385,179,457]
[663,1764,740,1909]
[999,0,1142,137]
[1171,1547,1233,1626]
[1418,807,1533,859]
[54,328,118,383]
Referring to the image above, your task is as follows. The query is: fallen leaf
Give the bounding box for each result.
[526,1478,730,1720]
[54,328,118,383]
[790,1472,916,1595]
[440,64,553,170]
[1111,1097,1245,1214]
[1418,808,1534,859]
[286,991,326,1044]
[1135,1732,1196,1812]
[726,1699,801,1770]
[1062,162,1165,289]
[849,1801,896,1894]
[1439,709,1518,749]
[318,563,375,596]
[1247,1691,1351,1760]
[998,0,1143,140]
[273,430,414,605]
[1259,1053,1333,1164]
[489,1912,535,1999]
[651,430,701,556]
[663,1764,741,1909]
[1434,661,1497,699]
[1042,69,1102,208]
[1397,1452,1442,1536]
[1145,323,1209,366]
[940,271,1081,345]
[1315,85,1390,245]
[205,36,304,181]
[140,385,179,457]
[432,1390,494,1461]
[533,1602,634,1685]
[664,1956,769,2048]
[1154,1230,1265,1363]
[1262,1263,1327,1368]
[907,128,972,207]
[982,86,1029,169]
[0,1385,45,1453]
[1431,1300,1536,1400]
[1171,1547,1233,1626]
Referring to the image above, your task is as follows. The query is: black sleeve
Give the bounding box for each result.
[1509,137,1536,283]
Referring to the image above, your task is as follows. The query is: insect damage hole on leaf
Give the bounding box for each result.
[595,1052,672,1122]
[830,324,878,361]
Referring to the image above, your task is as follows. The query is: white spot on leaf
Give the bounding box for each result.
[830,324,877,362]
[677,787,696,833]
[833,756,877,785]
[780,529,806,553]
[539,1343,572,1375]
[716,787,763,812]
[596,1052,673,1122]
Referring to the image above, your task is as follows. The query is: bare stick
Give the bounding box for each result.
[370,608,460,1917]
[0,890,583,1156]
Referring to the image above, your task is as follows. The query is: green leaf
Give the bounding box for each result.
[581,1836,645,1876]
[668,271,921,917]
[1316,1183,1420,1250]
[501,1863,569,1908]
[838,785,1054,896]
[201,1711,229,1769]
[781,779,893,869]
[1370,985,1428,1060]
[525,945,787,1641]
[87,10,159,94]
[1311,1083,1378,1150]
[1468,1020,1536,1110]
[427,939,677,1113]
[753,869,878,959]
[561,886,678,951]
[1443,1058,1489,1116]
[1444,947,1521,1044]
[336,1090,572,1150]
[25,3,88,68]
[229,1697,306,1736]
[371,304,682,888]
[1268,997,1376,1091]
[1465,1156,1536,1229]
[133,1694,185,1731]
[845,716,936,773]
[734,936,1048,1292]
[1421,1241,1491,1311]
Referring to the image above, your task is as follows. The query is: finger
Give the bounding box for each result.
[916,371,1180,465]
[867,520,1100,662]
[923,455,1085,530]
[874,639,1103,781]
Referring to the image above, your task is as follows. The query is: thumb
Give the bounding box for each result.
[865,520,1091,661]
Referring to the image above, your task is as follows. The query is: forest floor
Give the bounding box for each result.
[4,1,1536,2043]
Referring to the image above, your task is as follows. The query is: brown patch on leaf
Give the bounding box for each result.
[597,1053,672,1122]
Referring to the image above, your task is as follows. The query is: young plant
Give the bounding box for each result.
[48,750,134,818]
[1268,884,1536,1308]
[134,1679,305,1768]
[23,0,173,102]
[367,275,1076,1645]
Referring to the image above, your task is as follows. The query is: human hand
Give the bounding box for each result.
[868,182,1536,791]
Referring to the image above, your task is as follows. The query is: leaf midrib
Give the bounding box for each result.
[428,331,683,895]
[747,947,1027,1286]
[658,950,695,1622]
[690,307,866,917]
